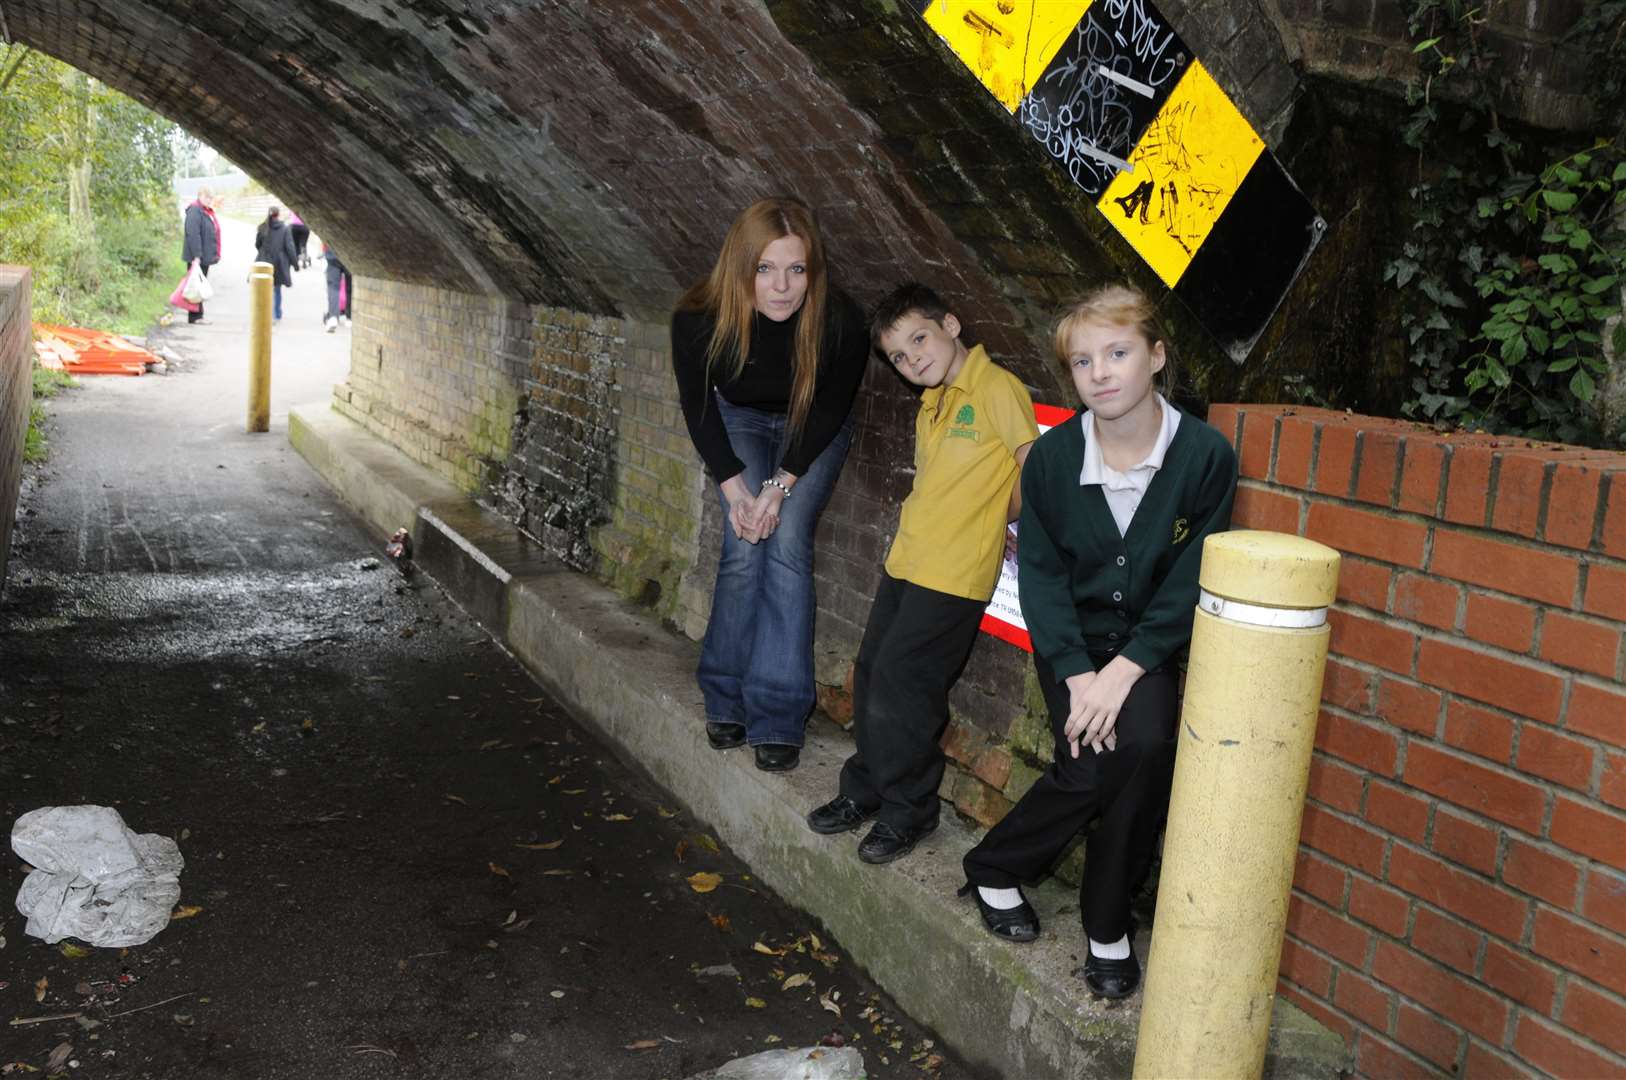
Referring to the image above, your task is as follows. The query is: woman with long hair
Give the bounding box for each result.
[672,197,867,773]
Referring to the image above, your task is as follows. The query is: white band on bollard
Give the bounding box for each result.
[1197,588,1328,629]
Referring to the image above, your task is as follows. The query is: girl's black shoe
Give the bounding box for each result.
[958,882,1040,942]
[1081,951,1141,999]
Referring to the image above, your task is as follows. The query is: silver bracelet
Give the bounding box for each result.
[762,477,792,499]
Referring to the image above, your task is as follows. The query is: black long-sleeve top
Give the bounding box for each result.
[671,292,868,480]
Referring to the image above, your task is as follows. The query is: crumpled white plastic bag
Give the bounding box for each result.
[12,805,184,947]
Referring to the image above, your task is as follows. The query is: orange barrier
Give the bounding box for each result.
[34,324,159,376]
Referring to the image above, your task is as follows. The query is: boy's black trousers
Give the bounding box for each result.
[838,573,986,832]
[962,653,1179,944]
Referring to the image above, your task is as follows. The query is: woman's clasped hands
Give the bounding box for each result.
[720,474,789,544]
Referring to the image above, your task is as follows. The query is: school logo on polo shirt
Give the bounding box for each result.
[1173,517,1191,545]
[948,404,980,442]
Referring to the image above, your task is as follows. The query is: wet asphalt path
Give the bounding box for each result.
[0,232,966,1078]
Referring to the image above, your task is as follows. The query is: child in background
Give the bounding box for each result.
[960,284,1237,1000]
[806,283,1038,864]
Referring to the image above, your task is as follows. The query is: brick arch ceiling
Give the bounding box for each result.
[6,0,1058,333]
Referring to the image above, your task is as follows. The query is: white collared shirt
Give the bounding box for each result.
[1078,394,1182,537]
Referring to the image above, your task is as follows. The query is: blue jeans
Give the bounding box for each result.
[699,396,853,746]
[273,283,284,320]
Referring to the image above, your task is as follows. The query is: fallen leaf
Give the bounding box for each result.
[444,794,468,805]
[503,911,518,926]
[674,840,689,863]
[171,905,204,921]
[542,869,574,877]
[781,973,811,990]
[562,789,586,795]
[58,943,90,959]
[819,991,842,1018]
[514,840,564,850]
[479,739,502,750]
[695,834,721,855]
[809,932,823,951]
[744,997,766,1009]
[34,976,47,1003]
[502,917,535,933]
[923,1053,946,1070]
[488,862,511,878]
[708,913,731,932]
[686,872,722,894]
[624,1040,661,1051]
[604,813,633,822]
[752,941,784,956]
[447,695,461,701]
[657,807,678,818]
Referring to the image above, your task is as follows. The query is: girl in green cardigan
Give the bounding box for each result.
[961,285,1237,1000]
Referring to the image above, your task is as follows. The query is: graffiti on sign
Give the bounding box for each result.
[910,0,1323,361]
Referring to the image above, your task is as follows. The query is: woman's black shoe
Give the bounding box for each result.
[1081,950,1141,999]
[706,721,746,749]
[754,744,800,772]
[958,882,1040,942]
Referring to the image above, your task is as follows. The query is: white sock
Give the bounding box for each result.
[976,886,1024,910]
[1089,934,1131,960]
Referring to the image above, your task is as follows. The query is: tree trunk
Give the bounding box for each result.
[63,66,94,237]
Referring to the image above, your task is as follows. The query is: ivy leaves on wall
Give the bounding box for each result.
[1386,0,1626,449]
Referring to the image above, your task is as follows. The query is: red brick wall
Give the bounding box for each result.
[1209,404,1626,1078]
[0,266,33,596]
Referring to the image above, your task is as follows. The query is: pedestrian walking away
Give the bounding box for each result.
[960,283,1238,1002]
[323,243,349,332]
[671,197,867,773]
[287,209,311,269]
[806,282,1036,866]
[254,207,297,321]
[180,186,222,325]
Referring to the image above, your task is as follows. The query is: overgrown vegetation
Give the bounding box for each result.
[1387,1,1626,448]
[0,44,181,335]
[24,364,78,463]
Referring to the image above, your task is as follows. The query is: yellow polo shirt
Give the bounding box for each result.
[885,345,1040,601]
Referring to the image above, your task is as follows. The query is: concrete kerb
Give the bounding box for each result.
[289,401,1351,1079]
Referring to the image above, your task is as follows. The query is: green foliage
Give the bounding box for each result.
[1,45,182,334]
[1386,1,1626,448]
[24,363,78,464]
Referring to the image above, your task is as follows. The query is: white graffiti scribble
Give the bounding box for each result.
[1017,2,1185,195]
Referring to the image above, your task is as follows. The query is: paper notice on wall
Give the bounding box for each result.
[979,402,1077,652]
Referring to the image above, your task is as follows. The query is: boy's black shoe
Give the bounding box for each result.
[754,744,800,772]
[806,796,872,835]
[958,882,1039,942]
[857,819,936,864]
[706,721,746,749]
[1081,951,1141,999]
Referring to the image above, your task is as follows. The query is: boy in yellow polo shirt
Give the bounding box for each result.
[807,283,1039,863]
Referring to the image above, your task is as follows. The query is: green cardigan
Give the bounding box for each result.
[1017,409,1237,682]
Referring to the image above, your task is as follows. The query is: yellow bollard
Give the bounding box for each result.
[247,262,273,433]
[1134,530,1341,1079]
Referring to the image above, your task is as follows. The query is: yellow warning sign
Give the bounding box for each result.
[922,0,1090,113]
[1095,60,1264,288]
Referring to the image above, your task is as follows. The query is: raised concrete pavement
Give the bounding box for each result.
[291,400,1351,1079]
